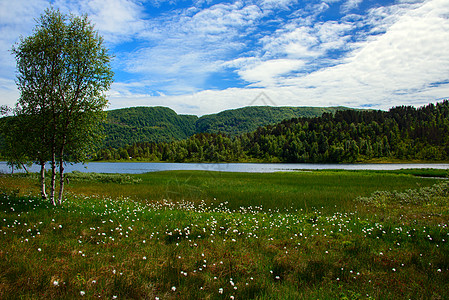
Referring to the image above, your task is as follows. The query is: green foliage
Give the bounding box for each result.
[357,181,449,207]
[0,116,34,172]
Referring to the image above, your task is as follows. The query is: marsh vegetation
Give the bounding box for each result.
[1,170,448,299]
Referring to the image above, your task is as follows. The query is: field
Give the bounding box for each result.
[1,170,448,299]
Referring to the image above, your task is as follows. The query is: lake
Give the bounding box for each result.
[1,161,448,174]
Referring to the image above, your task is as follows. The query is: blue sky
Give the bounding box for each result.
[1,0,448,115]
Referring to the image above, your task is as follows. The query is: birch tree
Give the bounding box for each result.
[11,8,113,205]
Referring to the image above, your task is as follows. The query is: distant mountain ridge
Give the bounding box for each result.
[104,106,351,148]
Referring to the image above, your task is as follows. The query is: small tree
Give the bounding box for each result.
[11,8,113,205]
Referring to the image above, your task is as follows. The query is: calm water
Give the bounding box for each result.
[1,161,448,174]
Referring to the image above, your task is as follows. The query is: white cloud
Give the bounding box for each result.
[315,21,353,51]
[275,0,449,108]
[341,0,363,13]
[52,0,146,43]
[108,84,359,116]
[230,9,354,89]
[120,2,263,93]
[238,59,305,87]
[261,26,320,59]
[108,87,273,115]
[260,0,299,10]
[251,11,354,73]
[351,0,448,89]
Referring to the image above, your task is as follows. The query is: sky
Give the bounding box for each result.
[1,0,449,116]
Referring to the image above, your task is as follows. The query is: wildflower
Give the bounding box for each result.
[143,256,147,260]
[53,280,59,286]
[80,291,85,296]
[171,286,176,292]
[37,248,41,252]
[219,288,223,294]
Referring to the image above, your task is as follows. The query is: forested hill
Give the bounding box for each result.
[104,106,350,147]
[195,106,348,136]
[104,107,198,148]
[96,101,449,162]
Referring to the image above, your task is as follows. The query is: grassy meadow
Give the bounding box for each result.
[1,169,448,299]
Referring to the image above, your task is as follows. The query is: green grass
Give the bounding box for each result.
[60,170,443,213]
[0,170,448,299]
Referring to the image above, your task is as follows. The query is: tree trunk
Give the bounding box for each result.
[57,156,64,205]
[20,161,29,173]
[50,151,57,206]
[57,134,67,205]
[40,161,47,199]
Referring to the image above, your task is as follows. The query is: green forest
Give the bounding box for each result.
[104,106,198,148]
[95,100,449,163]
[103,106,348,147]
